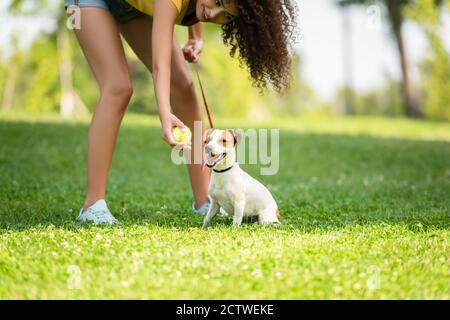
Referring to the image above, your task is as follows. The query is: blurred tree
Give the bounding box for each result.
[407,0,450,121]
[264,53,316,117]
[1,31,21,112]
[337,0,445,118]
[340,5,354,115]
[2,2,313,120]
[0,62,4,111]
[8,0,87,116]
[190,24,255,118]
[337,74,403,117]
[22,36,60,113]
[188,25,315,119]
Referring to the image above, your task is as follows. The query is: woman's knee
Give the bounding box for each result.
[100,80,133,110]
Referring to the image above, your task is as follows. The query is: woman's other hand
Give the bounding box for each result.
[161,113,192,150]
[182,39,203,63]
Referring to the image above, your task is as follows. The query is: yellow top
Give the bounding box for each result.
[126,0,191,25]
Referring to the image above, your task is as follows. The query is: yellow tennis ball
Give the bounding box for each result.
[172,126,192,143]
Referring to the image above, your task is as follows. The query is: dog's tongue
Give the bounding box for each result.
[205,154,220,167]
[204,153,224,169]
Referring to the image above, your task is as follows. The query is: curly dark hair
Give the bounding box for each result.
[221,0,299,93]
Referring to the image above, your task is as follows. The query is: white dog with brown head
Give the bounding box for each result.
[202,129,280,227]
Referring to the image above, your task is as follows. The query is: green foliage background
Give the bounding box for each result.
[407,0,450,120]
[0,0,449,120]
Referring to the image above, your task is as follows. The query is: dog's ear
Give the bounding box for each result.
[228,129,243,146]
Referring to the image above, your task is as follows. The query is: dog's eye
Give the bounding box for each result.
[222,139,228,143]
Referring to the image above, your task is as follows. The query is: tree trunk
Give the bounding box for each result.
[342,6,354,115]
[1,35,20,112]
[1,66,17,112]
[386,0,422,117]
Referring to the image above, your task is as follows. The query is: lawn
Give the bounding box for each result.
[0,113,449,299]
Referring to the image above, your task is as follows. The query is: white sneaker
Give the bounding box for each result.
[192,198,229,216]
[77,199,119,225]
[192,201,210,215]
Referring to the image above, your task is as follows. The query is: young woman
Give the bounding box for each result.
[66,0,298,224]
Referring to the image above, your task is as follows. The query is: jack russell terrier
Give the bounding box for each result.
[202,129,281,227]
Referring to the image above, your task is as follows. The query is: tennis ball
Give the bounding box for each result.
[172,126,192,143]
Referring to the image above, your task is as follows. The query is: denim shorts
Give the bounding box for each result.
[64,0,143,23]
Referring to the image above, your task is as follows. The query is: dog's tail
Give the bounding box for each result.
[276,208,281,221]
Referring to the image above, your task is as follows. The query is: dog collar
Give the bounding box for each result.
[213,164,234,173]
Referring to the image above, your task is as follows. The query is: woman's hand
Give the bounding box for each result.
[182,39,204,63]
[160,113,192,150]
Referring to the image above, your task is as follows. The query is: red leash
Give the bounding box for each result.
[194,67,214,129]
[194,66,214,172]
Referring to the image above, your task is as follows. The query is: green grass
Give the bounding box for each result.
[0,113,449,299]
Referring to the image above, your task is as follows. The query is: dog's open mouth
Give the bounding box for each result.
[205,152,227,168]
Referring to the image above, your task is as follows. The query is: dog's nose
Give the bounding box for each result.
[205,145,212,153]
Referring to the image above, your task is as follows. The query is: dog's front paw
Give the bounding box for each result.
[202,219,210,229]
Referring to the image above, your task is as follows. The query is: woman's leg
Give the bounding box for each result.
[118,15,210,208]
[70,8,133,208]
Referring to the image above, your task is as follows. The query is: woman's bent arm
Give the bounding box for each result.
[152,1,188,148]
[188,22,204,40]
